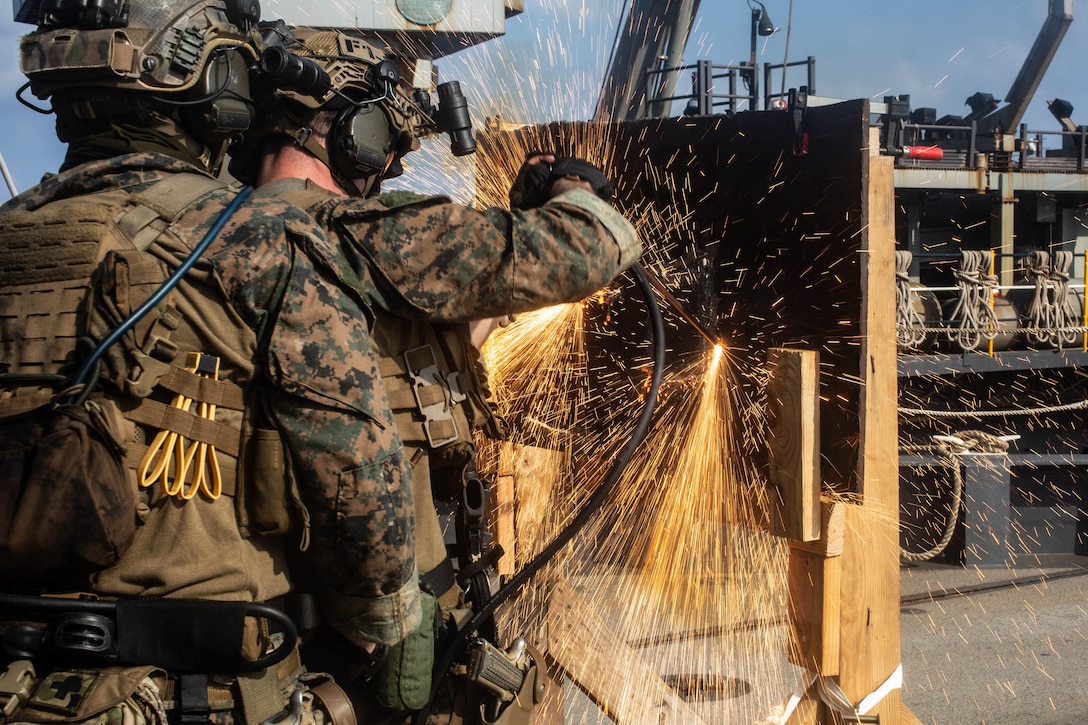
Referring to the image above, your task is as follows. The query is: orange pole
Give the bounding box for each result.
[1074,248,1083,350]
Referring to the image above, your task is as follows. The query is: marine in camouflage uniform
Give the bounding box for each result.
[237,26,641,725]
[0,2,422,723]
[2,152,421,639]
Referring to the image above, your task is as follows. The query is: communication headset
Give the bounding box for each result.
[331,102,398,179]
[328,60,405,180]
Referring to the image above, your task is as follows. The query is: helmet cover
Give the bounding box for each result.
[19,0,261,99]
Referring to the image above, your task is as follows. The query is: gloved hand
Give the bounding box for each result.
[509,153,614,209]
[508,153,554,210]
[549,157,614,203]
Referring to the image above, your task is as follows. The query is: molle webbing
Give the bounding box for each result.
[0,174,226,386]
[125,377,243,454]
[378,350,466,448]
[0,199,122,380]
[0,199,112,287]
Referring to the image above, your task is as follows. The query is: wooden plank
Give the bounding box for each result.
[766,346,822,542]
[547,579,708,725]
[493,443,517,577]
[787,544,842,675]
[786,502,844,689]
[788,500,845,558]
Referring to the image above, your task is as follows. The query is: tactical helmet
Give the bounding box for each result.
[17,0,261,141]
[239,25,427,189]
[233,23,475,194]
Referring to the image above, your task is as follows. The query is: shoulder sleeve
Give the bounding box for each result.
[544,187,641,269]
[325,192,643,321]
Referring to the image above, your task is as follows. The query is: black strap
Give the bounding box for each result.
[420,558,456,597]
[0,594,297,674]
[178,674,210,725]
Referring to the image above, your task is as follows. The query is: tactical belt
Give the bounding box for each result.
[0,594,297,674]
[156,645,303,720]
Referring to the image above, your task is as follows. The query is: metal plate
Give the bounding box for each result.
[395,0,452,25]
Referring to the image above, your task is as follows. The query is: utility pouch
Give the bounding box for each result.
[236,425,291,537]
[6,665,166,725]
[374,593,437,712]
[0,399,135,585]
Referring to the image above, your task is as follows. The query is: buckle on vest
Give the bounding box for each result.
[404,344,466,448]
[0,659,35,717]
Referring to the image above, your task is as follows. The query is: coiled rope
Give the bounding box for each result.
[944,250,998,351]
[899,431,1013,562]
[1024,250,1079,348]
[895,250,929,349]
[899,441,961,563]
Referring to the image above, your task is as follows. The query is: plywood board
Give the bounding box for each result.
[767,347,821,542]
[547,580,707,725]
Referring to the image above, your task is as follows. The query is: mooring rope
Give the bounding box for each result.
[1022,250,1078,348]
[895,250,929,349]
[900,431,1014,562]
[944,250,998,351]
[899,442,961,563]
[899,398,1088,418]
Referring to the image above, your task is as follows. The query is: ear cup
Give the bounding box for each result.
[183,50,254,143]
[331,103,396,179]
[224,0,261,31]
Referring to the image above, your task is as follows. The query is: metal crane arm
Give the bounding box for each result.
[978,0,1073,134]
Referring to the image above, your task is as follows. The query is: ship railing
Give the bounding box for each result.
[897,249,1088,356]
[1016,124,1088,173]
[893,121,1088,172]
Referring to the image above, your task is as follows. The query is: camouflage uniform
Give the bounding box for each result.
[289,183,642,319]
[0,153,420,646]
[264,178,641,723]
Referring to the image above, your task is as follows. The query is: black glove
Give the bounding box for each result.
[550,157,614,203]
[508,153,554,210]
[508,154,615,210]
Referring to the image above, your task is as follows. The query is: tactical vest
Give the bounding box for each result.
[0,174,299,585]
[372,316,497,472]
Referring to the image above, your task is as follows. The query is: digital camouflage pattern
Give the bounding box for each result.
[0,153,420,646]
[304,186,643,320]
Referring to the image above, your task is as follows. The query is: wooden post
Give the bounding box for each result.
[767,347,822,542]
[832,127,905,723]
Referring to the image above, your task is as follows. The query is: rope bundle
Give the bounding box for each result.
[1023,250,1080,348]
[894,250,930,349]
[945,250,999,351]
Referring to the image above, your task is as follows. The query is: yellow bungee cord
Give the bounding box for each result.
[138,352,222,500]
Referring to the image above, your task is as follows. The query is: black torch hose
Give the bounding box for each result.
[414,262,666,724]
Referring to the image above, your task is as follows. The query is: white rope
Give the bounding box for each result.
[895,251,929,349]
[771,665,903,724]
[944,250,998,351]
[899,398,1088,418]
[1021,251,1081,348]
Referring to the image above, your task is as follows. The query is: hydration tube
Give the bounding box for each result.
[68,186,254,393]
[414,262,667,724]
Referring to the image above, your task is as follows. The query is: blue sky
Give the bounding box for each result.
[1,0,1085,197]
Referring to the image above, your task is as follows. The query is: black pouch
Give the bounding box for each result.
[0,400,136,585]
